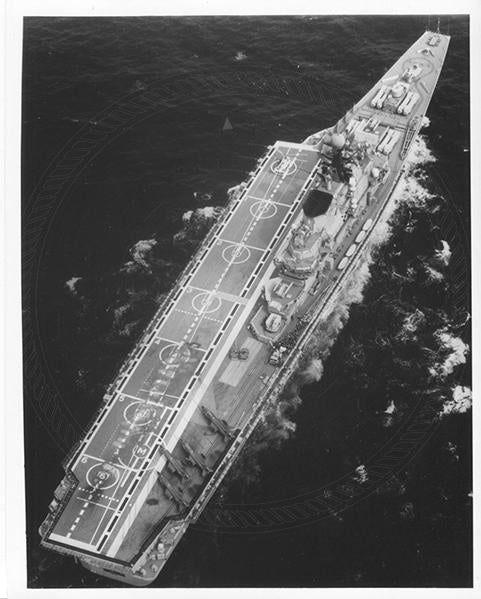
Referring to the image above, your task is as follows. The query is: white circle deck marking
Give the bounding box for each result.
[250,201,277,220]
[159,342,193,366]
[222,244,251,265]
[133,443,151,459]
[271,157,298,176]
[192,292,222,315]
[86,463,120,490]
[159,342,179,365]
[124,401,157,427]
[117,441,153,470]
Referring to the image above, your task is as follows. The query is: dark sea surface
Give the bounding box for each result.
[22,15,471,588]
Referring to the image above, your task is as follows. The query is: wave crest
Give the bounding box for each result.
[429,329,470,379]
[440,385,472,416]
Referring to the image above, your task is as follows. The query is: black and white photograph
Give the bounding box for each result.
[3,1,479,596]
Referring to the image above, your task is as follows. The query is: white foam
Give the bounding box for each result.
[424,264,444,282]
[440,385,472,417]
[300,358,324,383]
[421,116,431,129]
[384,400,396,415]
[129,238,157,271]
[406,134,436,166]
[353,465,369,484]
[430,329,470,379]
[435,240,452,266]
[65,276,82,295]
[182,205,222,224]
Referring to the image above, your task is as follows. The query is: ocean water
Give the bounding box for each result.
[22,15,471,587]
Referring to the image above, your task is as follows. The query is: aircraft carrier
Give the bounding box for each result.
[39,30,450,585]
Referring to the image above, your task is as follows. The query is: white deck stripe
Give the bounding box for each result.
[217,238,266,253]
[119,392,178,406]
[186,285,248,306]
[246,194,291,207]
[48,533,97,552]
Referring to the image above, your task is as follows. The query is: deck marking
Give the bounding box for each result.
[174,308,224,324]
[86,463,121,491]
[78,499,119,513]
[89,448,138,547]
[152,335,186,347]
[191,292,222,315]
[48,533,98,552]
[120,392,179,405]
[221,244,251,265]
[247,194,291,207]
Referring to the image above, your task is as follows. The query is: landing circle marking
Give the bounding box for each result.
[157,342,187,365]
[250,201,277,220]
[123,401,157,427]
[159,342,192,365]
[86,463,120,490]
[133,443,151,459]
[222,244,251,265]
[117,440,153,470]
[159,342,179,365]
[271,157,298,176]
[192,292,222,315]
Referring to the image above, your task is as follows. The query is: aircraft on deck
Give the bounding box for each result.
[157,474,189,508]
[201,406,236,442]
[160,447,191,480]
[180,439,213,475]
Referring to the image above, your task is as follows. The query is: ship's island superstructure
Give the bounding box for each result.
[39,31,450,585]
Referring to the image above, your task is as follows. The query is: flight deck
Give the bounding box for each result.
[42,141,321,559]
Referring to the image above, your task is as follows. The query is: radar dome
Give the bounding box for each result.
[391,83,404,98]
[371,167,380,178]
[330,133,345,149]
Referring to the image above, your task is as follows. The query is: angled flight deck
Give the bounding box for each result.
[43,141,321,557]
